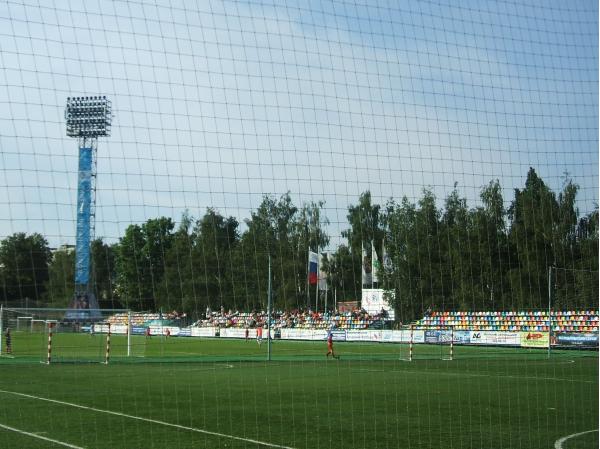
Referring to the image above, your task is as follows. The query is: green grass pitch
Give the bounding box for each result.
[0,333,597,448]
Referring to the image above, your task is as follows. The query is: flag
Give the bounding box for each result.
[382,239,392,271]
[308,251,319,285]
[361,244,372,286]
[372,240,380,284]
[318,253,328,291]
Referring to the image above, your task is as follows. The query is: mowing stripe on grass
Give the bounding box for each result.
[0,389,295,449]
[0,422,85,448]
[351,368,595,383]
[554,429,598,449]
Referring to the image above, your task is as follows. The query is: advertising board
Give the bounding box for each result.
[468,331,519,346]
[191,327,217,337]
[453,330,471,344]
[178,328,191,337]
[219,328,247,339]
[424,330,454,343]
[554,332,599,347]
[381,330,401,342]
[520,331,549,348]
[361,289,395,320]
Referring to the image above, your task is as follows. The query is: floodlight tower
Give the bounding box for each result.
[65,96,111,312]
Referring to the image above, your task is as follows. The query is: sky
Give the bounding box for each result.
[0,0,597,249]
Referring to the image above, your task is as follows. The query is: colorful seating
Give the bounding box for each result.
[414,310,598,332]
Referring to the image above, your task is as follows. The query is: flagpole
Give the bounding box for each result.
[267,253,272,362]
[315,248,319,311]
[306,250,310,309]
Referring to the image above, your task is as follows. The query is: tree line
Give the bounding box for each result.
[0,168,597,322]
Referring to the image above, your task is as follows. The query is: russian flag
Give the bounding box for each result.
[308,251,319,285]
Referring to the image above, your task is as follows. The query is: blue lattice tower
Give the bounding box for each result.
[65,97,112,319]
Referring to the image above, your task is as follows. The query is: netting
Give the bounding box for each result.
[0,0,598,448]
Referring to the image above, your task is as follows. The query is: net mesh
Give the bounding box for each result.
[0,1,598,448]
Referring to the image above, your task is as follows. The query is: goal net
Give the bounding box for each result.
[400,325,454,361]
[0,0,597,447]
[0,307,131,363]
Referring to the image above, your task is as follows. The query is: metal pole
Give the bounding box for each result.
[315,250,319,311]
[334,287,337,312]
[0,304,3,356]
[409,324,413,362]
[127,310,132,357]
[306,251,310,309]
[267,254,272,362]
[547,266,552,359]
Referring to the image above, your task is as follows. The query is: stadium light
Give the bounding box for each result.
[65,96,112,138]
[64,95,111,320]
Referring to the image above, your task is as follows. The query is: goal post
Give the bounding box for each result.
[403,324,454,361]
[0,307,132,363]
[399,324,414,361]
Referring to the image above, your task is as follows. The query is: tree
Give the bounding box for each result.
[115,217,174,310]
[343,191,383,294]
[471,180,510,310]
[508,168,559,309]
[158,212,200,316]
[190,208,239,313]
[324,244,358,303]
[90,239,118,308]
[0,233,51,303]
[46,246,75,306]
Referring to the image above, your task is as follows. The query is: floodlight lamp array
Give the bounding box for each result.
[65,96,112,138]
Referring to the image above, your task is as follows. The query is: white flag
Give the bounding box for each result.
[371,240,380,284]
[361,244,372,286]
[382,239,392,271]
[318,253,328,291]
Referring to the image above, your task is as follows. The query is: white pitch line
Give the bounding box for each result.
[0,422,85,449]
[0,389,295,449]
[554,429,598,449]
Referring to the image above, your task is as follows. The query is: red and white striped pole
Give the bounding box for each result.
[46,322,53,365]
[104,323,111,365]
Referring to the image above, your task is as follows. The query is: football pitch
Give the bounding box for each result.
[0,335,597,449]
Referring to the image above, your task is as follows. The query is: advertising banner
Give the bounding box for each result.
[149,325,180,337]
[424,330,440,343]
[412,330,425,344]
[468,331,519,346]
[453,330,471,344]
[93,324,128,335]
[178,328,191,337]
[345,330,383,342]
[554,332,599,347]
[361,289,396,320]
[219,328,247,339]
[331,329,347,341]
[381,330,402,342]
[492,332,520,345]
[469,331,485,344]
[281,329,328,341]
[424,330,453,343]
[191,327,218,337]
[520,331,549,348]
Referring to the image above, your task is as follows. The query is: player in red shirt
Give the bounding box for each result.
[256,325,263,346]
[326,329,339,359]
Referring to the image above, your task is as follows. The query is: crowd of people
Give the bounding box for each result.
[192,307,388,330]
